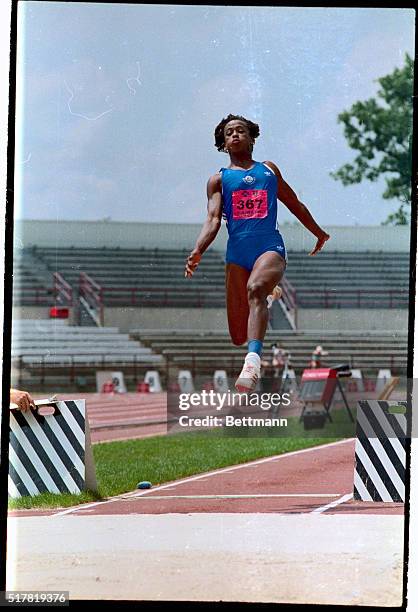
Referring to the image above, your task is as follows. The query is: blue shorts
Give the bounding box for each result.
[225,230,287,272]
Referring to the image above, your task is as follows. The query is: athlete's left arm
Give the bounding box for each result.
[264,160,330,256]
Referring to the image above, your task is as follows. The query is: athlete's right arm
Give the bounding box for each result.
[184,174,223,278]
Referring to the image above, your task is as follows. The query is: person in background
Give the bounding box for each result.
[10,388,35,412]
[271,343,286,378]
[310,345,329,369]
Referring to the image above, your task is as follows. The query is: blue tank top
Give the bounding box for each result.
[219,161,279,237]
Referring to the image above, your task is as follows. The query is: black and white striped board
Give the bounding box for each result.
[8,399,97,499]
[354,400,406,503]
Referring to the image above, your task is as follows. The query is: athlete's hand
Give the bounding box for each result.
[10,388,35,412]
[184,249,202,278]
[309,231,330,256]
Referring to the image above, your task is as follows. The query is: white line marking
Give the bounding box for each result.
[92,431,163,445]
[118,494,342,500]
[53,438,354,517]
[311,493,353,514]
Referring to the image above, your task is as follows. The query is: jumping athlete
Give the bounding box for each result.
[185,114,330,392]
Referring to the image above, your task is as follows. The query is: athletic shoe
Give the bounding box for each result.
[235,353,261,392]
[267,285,282,309]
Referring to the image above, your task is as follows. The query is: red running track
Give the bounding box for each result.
[9,439,404,518]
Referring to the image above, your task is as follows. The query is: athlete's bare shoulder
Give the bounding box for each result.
[207,172,222,192]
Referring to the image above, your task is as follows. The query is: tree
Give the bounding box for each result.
[330,53,414,225]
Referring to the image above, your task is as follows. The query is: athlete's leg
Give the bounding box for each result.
[247,251,286,341]
[225,262,250,345]
[235,251,286,392]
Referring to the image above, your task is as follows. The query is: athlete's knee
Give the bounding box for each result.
[247,280,268,303]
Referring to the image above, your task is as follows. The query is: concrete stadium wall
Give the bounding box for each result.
[297,309,408,332]
[12,307,76,325]
[105,306,407,333]
[14,220,411,252]
[12,306,52,321]
[104,307,228,333]
[11,305,407,333]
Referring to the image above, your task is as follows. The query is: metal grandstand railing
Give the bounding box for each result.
[53,272,73,306]
[280,277,298,328]
[78,281,223,308]
[76,273,408,315]
[12,354,162,388]
[79,272,104,326]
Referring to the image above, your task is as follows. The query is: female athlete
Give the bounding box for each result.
[185,114,330,391]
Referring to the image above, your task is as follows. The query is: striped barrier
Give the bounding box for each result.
[354,400,406,502]
[8,399,97,499]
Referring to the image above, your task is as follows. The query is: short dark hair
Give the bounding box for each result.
[214,114,260,152]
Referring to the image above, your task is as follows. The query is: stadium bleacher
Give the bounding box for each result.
[12,319,161,364]
[285,252,409,308]
[12,247,409,309]
[131,329,407,377]
[10,245,409,389]
[13,254,53,304]
[12,325,407,389]
[11,319,162,389]
[18,247,226,307]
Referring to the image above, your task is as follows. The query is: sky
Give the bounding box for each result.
[14,3,415,226]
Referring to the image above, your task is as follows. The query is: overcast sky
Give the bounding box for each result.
[14,3,415,226]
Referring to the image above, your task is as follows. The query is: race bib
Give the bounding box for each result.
[232,189,268,219]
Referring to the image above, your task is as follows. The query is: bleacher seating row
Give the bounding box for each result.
[9,320,408,390]
[12,246,410,309]
[12,256,52,304]
[131,328,408,376]
[12,320,162,366]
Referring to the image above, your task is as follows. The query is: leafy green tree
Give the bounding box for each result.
[330,53,414,225]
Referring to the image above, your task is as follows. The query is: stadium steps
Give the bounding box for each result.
[269,300,294,330]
